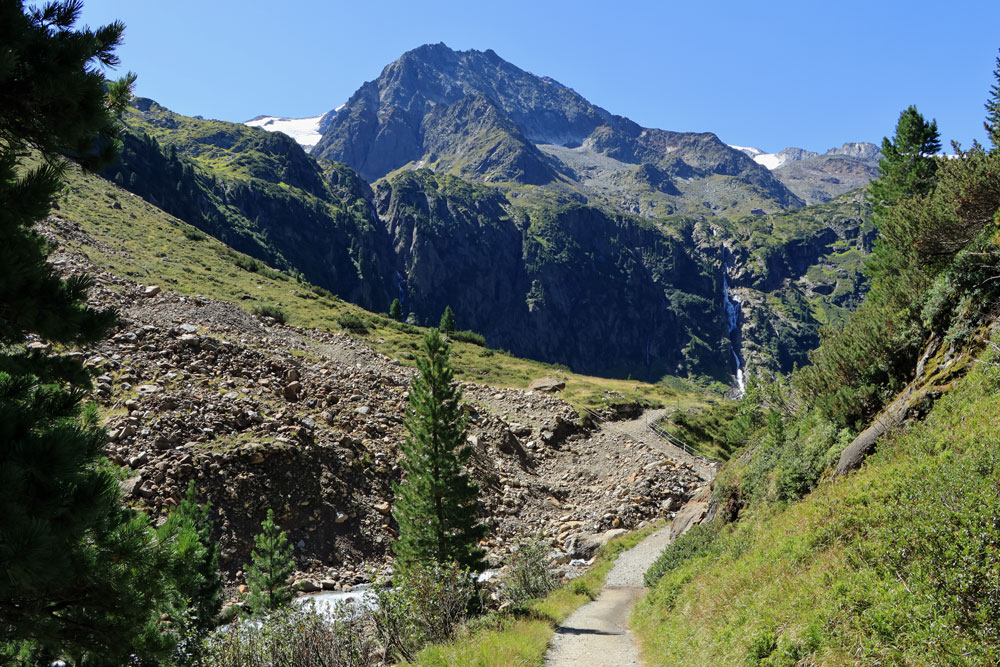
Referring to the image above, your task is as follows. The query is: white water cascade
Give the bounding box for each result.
[722,252,746,395]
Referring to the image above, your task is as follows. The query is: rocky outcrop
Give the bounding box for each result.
[376,171,732,380]
[772,142,882,204]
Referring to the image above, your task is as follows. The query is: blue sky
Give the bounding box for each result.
[79,0,1000,153]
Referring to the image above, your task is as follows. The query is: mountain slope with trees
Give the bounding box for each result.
[633,57,1000,665]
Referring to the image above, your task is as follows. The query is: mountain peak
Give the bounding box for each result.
[311,46,800,215]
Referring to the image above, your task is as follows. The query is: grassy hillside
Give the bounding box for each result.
[53,161,706,413]
[633,128,1000,663]
[634,355,1000,664]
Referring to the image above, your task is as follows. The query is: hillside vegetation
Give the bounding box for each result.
[55,160,704,413]
[634,82,1000,664]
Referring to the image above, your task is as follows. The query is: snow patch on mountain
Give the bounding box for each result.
[245,115,324,149]
[244,106,343,151]
[731,145,788,170]
[731,142,881,171]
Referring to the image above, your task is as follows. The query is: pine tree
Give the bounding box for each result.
[865,105,941,283]
[390,297,403,321]
[867,105,941,215]
[986,49,1000,149]
[157,481,223,635]
[439,305,456,333]
[392,329,486,573]
[0,3,176,664]
[244,509,296,614]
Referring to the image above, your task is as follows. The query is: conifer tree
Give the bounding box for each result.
[986,49,1000,149]
[868,105,941,215]
[390,297,403,321]
[157,481,223,635]
[0,3,178,664]
[244,509,296,614]
[439,305,456,333]
[392,329,486,573]
[865,105,941,283]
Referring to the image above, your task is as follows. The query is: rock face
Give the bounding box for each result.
[377,171,732,380]
[313,43,802,215]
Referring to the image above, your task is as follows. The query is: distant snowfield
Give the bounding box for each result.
[245,115,324,150]
[729,145,787,170]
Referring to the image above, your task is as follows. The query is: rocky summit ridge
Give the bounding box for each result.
[311,43,802,217]
[732,141,882,204]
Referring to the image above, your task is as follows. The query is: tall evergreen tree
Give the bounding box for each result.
[0,3,180,664]
[389,297,403,321]
[392,329,486,573]
[244,509,296,614]
[868,105,941,215]
[439,305,456,333]
[865,105,941,283]
[986,49,1000,149]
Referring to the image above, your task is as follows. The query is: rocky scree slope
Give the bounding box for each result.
[40,217,704,589]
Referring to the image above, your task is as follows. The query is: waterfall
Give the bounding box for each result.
[395,271,407,305]
[722,251,746,394]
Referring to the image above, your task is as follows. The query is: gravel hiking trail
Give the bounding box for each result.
[545,409,717,666]
[544,525,675,666]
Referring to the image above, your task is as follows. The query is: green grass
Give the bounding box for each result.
[407,522,665,667]
[53,163,707,415]
[632,357,1000,665]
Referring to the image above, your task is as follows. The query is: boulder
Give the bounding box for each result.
[528,377,566,393]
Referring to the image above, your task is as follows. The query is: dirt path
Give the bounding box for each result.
[545,525,676,666]
[604,408,718,482]
[544,408,717,666]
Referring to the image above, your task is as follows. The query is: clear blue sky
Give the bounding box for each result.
[79,0,1000,153]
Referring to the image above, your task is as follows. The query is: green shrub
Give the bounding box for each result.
[252,305,287,324]
[183,227,207,241]
[200,603,375,666]
[234,255,263,273]
[371,562,476,662]
[644,523,720,587]
[501,540,558,606]
[311,284,335,300]
[337,312,369,335]
[450,329,487,347]
[258,266,288,282]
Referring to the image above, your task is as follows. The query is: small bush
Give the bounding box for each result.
[259,266,288,282]
[337,313,370,335]
[234,255,263,273]
[501,540,557,606]
[450,329,487,347]
[370,562,476,662]
[252,305,287,324]
[644,523,720,587]
[311,284,335,300]
[183,228,207,241]
[200,603,376,667]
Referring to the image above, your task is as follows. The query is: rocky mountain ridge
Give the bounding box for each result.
[97,85,862,381]
[312,43,802,217]
[732,142,882,204]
